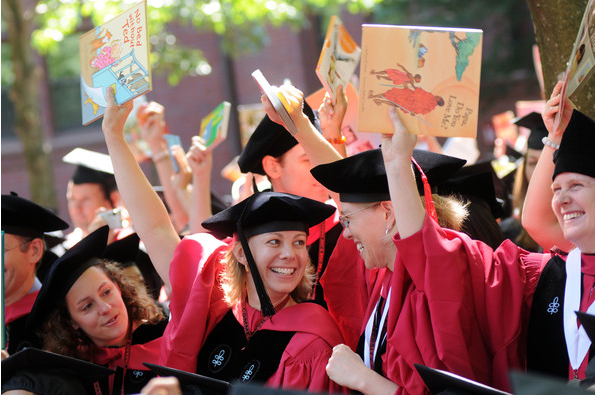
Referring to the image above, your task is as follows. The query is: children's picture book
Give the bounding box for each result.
[358,24,483,138]
[79,0,151,125]
[163,134,182,172]
[251,69,299,135]
[555,0,595,130]
[316,16,362,102]
[199,101,231,151]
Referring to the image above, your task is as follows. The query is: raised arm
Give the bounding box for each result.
[170,145,193,215]
[317,85,348,158]
[262,84,343,206]
[140,102,189,233]
[102,88,180,294]
[522,81,575,252]
[381,107,425,239]
[187,136,214,234]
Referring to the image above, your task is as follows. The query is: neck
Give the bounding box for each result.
[6,276,35,306]
[385,242,398,272]
[246,291,291,312]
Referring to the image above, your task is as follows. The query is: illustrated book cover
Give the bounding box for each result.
[358,24,483,138]
[79,0,151,125]
[199,101,231,151]
[315,15,362,102]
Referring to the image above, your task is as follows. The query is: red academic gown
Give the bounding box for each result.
[322,215,548,394]
[5,290,40,354]
[161,233,346,393]
[91,320,166,394]
[391,214,551,393]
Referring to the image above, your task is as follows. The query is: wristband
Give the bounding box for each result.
[152,150,170,163]
[542,137,560,150]
[326,136,346,144]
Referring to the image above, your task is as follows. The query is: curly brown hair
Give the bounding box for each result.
[220,241,315,307]
[38,260,164,360]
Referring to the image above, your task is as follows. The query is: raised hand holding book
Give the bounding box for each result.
[251,69,299,136]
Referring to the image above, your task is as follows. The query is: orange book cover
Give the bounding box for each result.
[315,15,361,102]
[358,24,482,138]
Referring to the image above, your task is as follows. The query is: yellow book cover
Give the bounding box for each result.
[358,24,482,138]
[315,15,361,102]
[79,0,151,125]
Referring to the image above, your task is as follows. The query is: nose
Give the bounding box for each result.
[342,226,353,240]
[279,242,296,260]
[556,188,571,205]
[98,300,112,315]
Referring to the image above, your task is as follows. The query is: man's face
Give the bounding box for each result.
[274,145,329,203]
[67,181,114,230]
[3,234,35,301]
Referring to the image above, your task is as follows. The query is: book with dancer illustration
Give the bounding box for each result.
[79,0,151,125]
[358,24,483,138]
[315,15,362,102]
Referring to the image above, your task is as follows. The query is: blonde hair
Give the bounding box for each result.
[424,193,469,231]
[220,241,315,306]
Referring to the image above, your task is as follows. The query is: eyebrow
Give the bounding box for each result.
[76,280,109,305]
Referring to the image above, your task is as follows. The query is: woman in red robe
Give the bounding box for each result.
[101,88,345,393]
[381,92,593,389]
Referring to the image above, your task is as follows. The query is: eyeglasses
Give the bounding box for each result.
[339,203,379,228]
[4,238,33,253]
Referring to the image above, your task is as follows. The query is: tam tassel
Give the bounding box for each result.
[412,157,438,223]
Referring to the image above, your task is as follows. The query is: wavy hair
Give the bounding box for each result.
[38,260,164,360]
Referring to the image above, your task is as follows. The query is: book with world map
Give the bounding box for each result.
[358,24,483,138]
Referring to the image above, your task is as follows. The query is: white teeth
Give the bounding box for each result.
[356,243,364,253]
[563,212,583,220]
[271,267,295,275]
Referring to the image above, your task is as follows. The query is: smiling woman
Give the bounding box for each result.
[99,87,346,393]
[25,227,167,394]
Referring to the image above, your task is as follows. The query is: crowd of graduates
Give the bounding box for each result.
[1,66,594,395]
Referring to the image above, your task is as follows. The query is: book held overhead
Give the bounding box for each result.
[358,24,483,138]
